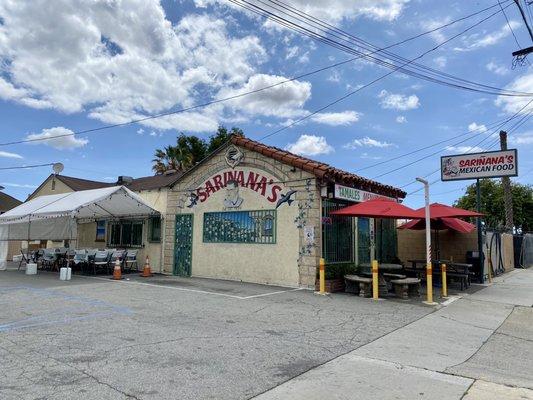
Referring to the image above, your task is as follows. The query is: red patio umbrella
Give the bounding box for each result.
[329,198,420,219]
[398,217,476,233]
[411,203,483,219]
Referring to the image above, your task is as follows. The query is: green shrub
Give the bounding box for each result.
[317,262,358,280]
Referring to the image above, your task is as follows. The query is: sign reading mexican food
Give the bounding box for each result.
[334,184,395,202]
[441,149,518,181]
[195,169,283,204]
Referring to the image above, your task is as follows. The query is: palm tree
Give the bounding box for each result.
[152,145,193,174]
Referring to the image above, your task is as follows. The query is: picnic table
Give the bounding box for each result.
[359,263,404,295]
[406,259,473,290]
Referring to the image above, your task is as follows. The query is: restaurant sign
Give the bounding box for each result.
[441,149,518,181]
[334,184,395,203]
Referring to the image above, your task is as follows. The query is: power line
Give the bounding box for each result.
[231,0,531,97]
[258,9,529,142]
[0,3,518,149]
[499,0,522,47]
[0,163,55,171]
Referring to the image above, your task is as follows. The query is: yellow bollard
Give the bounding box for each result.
[441,263,448,298]
[372,260,379,300]
[426,262,433,303]
[319,258,326,294]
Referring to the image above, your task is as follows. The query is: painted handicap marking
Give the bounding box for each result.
[0,286,132,333]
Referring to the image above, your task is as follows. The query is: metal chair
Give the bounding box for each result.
[41,249,57,271]
[110,250,127,271]
[124,250,139,272]
[17,249,30,270]
[93,250,111,274]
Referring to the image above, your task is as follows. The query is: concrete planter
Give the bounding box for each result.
[315,278,345,293]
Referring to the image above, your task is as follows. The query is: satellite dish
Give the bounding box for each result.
[52,163,64,175]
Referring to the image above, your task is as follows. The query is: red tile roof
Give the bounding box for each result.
[231,136,406,199]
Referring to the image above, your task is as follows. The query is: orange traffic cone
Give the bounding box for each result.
[140,256,153,278]
[113,258,122,280]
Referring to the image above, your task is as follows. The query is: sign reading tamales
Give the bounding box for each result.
[441,149,518,181]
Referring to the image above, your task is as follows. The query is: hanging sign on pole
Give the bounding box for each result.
[441,149,518,181]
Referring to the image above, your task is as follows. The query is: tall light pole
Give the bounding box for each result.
[416,177,436,305]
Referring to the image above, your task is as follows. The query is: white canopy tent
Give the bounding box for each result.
[0,186,160,241]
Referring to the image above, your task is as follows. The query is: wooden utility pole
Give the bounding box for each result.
[500,131,514,232]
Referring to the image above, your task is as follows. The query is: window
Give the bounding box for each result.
[203,210,276,244]
[149,217,161,242]
[108,220,143,247]
[95,220,106,242]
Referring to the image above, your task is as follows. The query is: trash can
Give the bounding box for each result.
[25,263,37,275]
[466,251,482,283]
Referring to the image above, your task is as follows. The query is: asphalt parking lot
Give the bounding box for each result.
[1,267,432,400]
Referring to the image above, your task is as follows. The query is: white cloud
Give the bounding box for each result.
[468,122,487,133]
[343,136,395,149]
[0,2,275,132]
[421,17,452,43]
[433,56,447,68]
[285,135,334,156]
[396,115,407,123]
[379,90,420,110]
[0,182,38,189]
[360,152,382,160]
[0,151,23,159]
[455,21,521,51]
[26,127,88,150]
[486,61,509,76]
[137,128,144,135]
[311,111,361,126]
[197,0,411,24]
[510,131,533,145]
[495,71,533,114]
[217,74,311,118]
[445,145,486,153]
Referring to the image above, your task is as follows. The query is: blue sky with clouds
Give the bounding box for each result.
[0,0,532,207]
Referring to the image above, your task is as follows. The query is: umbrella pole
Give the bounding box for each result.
[416,178,435,305]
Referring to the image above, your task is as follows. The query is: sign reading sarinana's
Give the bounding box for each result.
[334,184,395,202]
[441,149,518,181]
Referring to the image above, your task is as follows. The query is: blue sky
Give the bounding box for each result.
[0,0,532,208]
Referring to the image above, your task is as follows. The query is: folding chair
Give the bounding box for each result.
[41,249,57,271]
[124,250,139,272]
[93,250,111,275]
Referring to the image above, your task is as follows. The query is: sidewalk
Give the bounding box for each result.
[254,268,533,400]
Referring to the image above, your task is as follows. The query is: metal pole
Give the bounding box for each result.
[476,179,484,283]
[500,131,514,233]
[416,177,435,305]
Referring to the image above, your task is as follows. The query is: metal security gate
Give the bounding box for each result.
[174,214,193,276]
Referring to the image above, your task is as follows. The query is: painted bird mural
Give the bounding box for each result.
[276,190,297,209]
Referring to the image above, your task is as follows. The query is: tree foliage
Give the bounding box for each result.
[152,126,244,174]
[454,179,533,231]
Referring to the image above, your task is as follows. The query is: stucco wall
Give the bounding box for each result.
[398,228,478,263]
[163,146,322,288]
[28,176,73,199]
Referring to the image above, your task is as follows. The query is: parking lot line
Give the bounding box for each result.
[79,274,305,300]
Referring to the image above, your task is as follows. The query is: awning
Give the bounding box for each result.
[398,217,476,233]
[0,186,159,241]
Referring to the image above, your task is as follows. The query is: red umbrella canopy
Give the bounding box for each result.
[412,203,483,219]
[398,217,476,233]
[330,198,420,219]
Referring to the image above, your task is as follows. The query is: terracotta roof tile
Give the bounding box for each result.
[231,136,406,198]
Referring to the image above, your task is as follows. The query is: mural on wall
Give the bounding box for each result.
[223,180,244,209]
[295,179,317,264]
[275,190,297,209]
[225,145,244,168]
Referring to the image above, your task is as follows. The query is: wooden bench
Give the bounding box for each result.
[390,278,421,299]
[345,275,373,298]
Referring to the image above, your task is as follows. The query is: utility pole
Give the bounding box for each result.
[511,1,533,60]
[500,131,514,233]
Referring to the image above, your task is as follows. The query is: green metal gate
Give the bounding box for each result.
[174,214,193,276]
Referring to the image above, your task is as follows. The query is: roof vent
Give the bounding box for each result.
[117,176,133,185]
[163,169,178,176]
